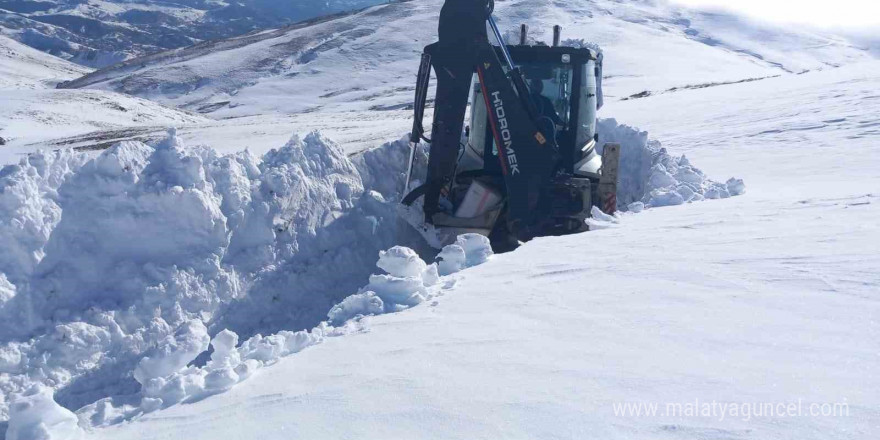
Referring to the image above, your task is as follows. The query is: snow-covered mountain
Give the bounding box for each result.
[61,0,872,118]
[0,34,89,88]
[0,0,388,67]
[34,0,873,159]
[0,34,207,162]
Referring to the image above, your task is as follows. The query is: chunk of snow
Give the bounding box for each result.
[234,359,260,382]
[674,164,705,185]
[141,369,206,407]
[204,367,239,393]
[357,244,449,309]
[134,320,210,386]
[327,292,385,325]
[591,206,618,223]
[0,343,23,374]
[437,245,466,276]
[646,188,686,207]
[561,39,603,53]
[362,274,427,307]
[377,246,427,277]
[454,234,493,267]
[6,387,82,440]
[648,164,677,189]
[727,178,747,196]
[421,263,440,287]
[0,273,14,304]
[207,330,240,369]
[587,207,621,230]
[140,397,162,414]
[237,334,287,364]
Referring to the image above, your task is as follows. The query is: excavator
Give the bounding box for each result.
[400,0,620,251]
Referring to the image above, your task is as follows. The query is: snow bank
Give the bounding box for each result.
[0,130,418,427]
[71,235,491,428]
[598,118,745,211]
[133,325,323,414]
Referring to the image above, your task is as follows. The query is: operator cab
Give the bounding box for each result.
[462,43,604,180]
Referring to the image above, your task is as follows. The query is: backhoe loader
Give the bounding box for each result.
[401,0,620,251]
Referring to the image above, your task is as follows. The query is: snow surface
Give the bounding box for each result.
[0,90,208,159]
[0,35,90,90]
[50,60,876,440]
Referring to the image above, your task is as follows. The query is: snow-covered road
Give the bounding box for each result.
[87,63,880,440]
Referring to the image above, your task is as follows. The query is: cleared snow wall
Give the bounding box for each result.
[598,118,744,211]
[0,130,424,425]
[0,120,742,432]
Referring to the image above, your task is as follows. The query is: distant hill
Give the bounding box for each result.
[0,0,389,67]
[0,33,90,88]
[60,0,873,118]
[0,35,206,159]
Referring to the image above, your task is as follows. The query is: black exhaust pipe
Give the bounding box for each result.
[520,23,529,45]
[552,25,561,47]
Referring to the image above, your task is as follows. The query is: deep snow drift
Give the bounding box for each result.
[0,119,743,436]
[0,129,416,427]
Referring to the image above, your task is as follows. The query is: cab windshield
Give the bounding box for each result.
[520,62,573,130]
[520,59,599,152]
